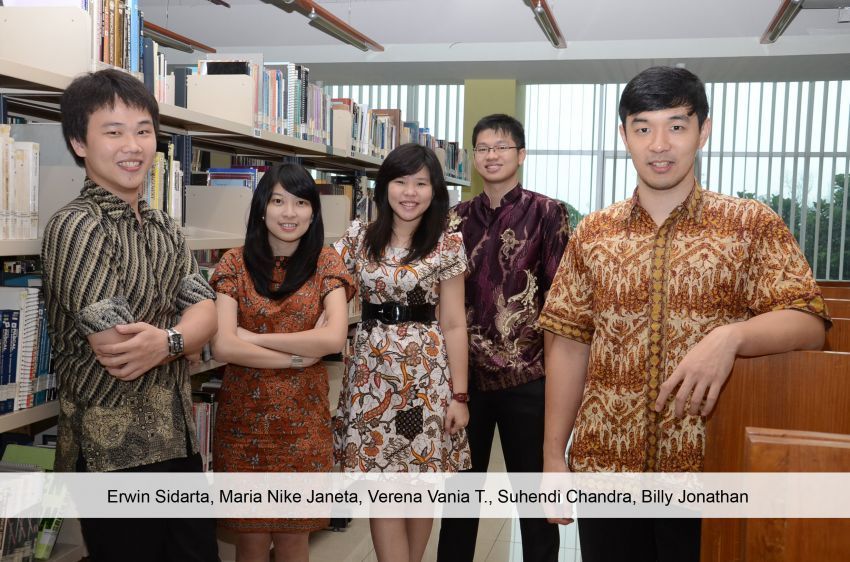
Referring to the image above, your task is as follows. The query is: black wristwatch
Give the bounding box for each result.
[165,327,184,356]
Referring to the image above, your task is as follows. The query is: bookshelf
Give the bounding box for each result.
[0,58,467,184]
[0,57,375,398]
[0,17,387,561]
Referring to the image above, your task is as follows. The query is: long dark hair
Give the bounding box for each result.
[364,144,449,264]
[243,164,324,300]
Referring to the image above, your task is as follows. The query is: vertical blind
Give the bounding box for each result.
[524,82,850,281]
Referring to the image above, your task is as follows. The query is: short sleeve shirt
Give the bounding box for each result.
[42,179,215,472]
[539,183,830,472]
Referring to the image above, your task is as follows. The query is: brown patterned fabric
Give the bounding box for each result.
[42,179,215,472]
[539,182,830,472]
[210,247,354,533]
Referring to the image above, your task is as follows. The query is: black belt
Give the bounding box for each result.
[361,301,437,324]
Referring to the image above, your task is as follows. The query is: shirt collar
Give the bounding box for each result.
[81,178,162,224]
[616,178,704,225]
[477,183,523,210]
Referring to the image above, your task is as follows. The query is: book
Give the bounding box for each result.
[1,444,54,471]
[142,37,155,96]
[10,141,39,240]
[32,518,62,560]
[171,67,190,108]
[0,128,11,240]
[0,288,41,412]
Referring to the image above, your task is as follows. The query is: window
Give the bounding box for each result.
[524,81,850,280]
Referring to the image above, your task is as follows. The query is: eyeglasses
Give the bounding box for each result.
[472,145,520,155]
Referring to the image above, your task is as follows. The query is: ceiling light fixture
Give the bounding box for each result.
[267,0,384,52]
[528,0,567,49]
[308,6,369,52]
[761,0,850,44]
[142,21,217,54]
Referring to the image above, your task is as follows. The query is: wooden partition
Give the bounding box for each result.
[821,286,850,300]
[739,428,850,562]
[817,281,850,288]
[825,298,850,318]
[701,350,850,562]
[825,318,850,352]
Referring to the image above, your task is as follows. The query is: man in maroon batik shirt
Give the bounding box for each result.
[437,114,570,562]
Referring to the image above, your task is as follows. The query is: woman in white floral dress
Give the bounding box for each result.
[334,143,471,562]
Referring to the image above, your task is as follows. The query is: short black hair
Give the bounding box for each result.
[60,68,160,167]
[364,143,449,265]
[472,114,525,149]
[243,163,324,300]
[618,66,709,128]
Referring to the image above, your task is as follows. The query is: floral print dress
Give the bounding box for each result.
[333,221,472,473]
[210,246,354,532]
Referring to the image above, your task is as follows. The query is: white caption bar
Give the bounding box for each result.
[2,472,850,519]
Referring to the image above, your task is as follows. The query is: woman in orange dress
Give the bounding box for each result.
[210,164,354,562]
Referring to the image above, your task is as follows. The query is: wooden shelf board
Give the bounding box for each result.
[189,359,226,376]
[446,176,471,187]
[181,227,244,251]
[0,58,71,91]
[0,401,59,433]
[0,238,41,257]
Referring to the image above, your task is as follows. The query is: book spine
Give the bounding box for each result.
[33,517,62,560]
[7,309,19,413]
[0,311,9,415]
[18,291,40,411]
[142,37,155,95]
[128,0,139,72]
[0,135,11,241]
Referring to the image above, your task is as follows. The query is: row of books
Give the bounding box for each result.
[328,105,470,181]
[191,58,329,144]
[206,168,260,191]
[143,141,184,223]
[0,126,39,241]
[409,126,470,182]
[331,101,400,159]
[435,139,470,183]
[89,0,142,73]
[143,36,170,105]
[0,287,55,415]
[194,249,226,282]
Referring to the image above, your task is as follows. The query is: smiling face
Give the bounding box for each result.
[472,128,526,191]
[265,184,314,256]
[619,105,711,194]
[387,165,434,229]
[70,99,157,204]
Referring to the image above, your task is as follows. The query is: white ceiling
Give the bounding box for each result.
[138,0,850,83]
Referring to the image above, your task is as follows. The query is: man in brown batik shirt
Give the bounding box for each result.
[540,66,829,562]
